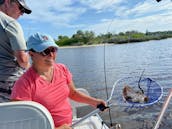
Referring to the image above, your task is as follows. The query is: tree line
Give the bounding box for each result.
[55,30,172,46]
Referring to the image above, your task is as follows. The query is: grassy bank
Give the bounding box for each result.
[55,30,172,47]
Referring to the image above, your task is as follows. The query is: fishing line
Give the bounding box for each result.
[103,0,117,127]
[138,69,145,94]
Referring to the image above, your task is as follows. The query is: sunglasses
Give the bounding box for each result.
[30,47,58,56]
[19,5,25,13]
[13,0,25,13]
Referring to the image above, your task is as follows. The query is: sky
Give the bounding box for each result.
[19,0,172,40]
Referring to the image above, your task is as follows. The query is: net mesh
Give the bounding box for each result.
[111,76,163,107]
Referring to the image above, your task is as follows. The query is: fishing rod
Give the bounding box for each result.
[154,89,172,129]
[102,0,133,126]
[72,0,165,127]
[72,78,122,127]
[138,69,145,94]
[102,0,118,127]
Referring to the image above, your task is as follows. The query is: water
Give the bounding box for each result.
[58,38,172,129]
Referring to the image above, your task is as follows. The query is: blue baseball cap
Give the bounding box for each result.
[27,32,59,52]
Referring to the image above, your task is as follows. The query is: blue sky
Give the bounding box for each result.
[19,0,172,40]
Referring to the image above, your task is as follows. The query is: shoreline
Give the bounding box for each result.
[59,43,114,49]
[58,38,172,49]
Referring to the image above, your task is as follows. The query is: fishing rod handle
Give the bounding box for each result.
[97,103,108,111]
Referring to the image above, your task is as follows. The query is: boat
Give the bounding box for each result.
[0,88,110,129]
[0,82,166,129]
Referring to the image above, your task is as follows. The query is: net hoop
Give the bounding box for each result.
[114,76,163,107]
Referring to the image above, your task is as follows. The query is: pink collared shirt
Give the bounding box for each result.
[11,63,73,127]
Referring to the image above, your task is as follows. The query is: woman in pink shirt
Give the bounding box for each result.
[11,32,106,129]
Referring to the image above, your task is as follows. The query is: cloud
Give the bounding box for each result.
[23,0,86,27]
[22,0,172,37]
[86,12,172,35]
[79,0,123,11]
[84,0,172,34]
[124,0,172,18]
[24,0,124,25]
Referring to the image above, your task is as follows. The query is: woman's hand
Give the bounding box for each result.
[55,124,72,129]
[95,99,108,111]
[95,98,107,107]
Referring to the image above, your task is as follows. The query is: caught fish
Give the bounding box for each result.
[123,85,148,103]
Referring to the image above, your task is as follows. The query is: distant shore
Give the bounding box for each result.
[56,30,172,47]
[59,37,172,49]
[59,43,114,49]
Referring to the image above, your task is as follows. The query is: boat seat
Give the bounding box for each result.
[0,101,54,129]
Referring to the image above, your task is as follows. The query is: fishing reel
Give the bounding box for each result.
[109,123,122,129]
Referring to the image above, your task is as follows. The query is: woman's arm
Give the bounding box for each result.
[68,81,106,108]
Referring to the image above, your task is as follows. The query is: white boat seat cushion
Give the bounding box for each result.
[0,101,54,129]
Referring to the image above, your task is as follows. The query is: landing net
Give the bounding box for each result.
[112,76,163,107]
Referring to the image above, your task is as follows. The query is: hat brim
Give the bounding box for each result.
[18,2,32,14]
[23,7,32,14]
[29,42,59,52]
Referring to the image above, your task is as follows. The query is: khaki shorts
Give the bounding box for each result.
[0,81,15,102]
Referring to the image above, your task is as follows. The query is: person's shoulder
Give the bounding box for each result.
[0,12,10,19]
[7,19,21,29]
[56,63,66,66]
[55,63,68,69]
[0,12,15,22]
[14,68,35,88]
[0,12,14,27]
[0,12,21,28]
[55,63,71,72]
[18,67,36,81]
[54,63,72,76]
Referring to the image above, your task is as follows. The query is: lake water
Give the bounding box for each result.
[58,38,172,129]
